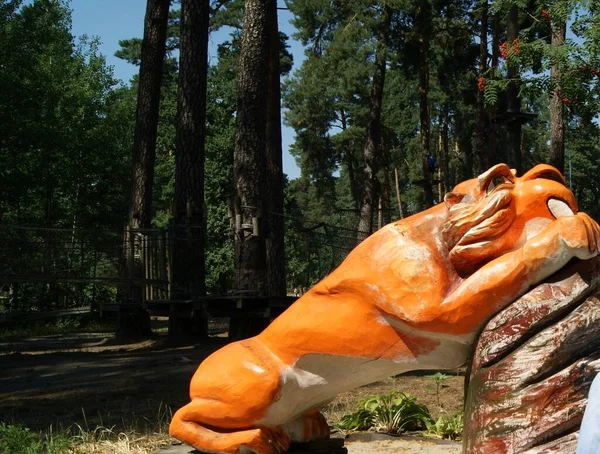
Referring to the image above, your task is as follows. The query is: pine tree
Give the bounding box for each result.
[172,0,209,303]
[549,0,567,173]
[233,0,270,293]
[120,0,170,339]
[357,4,392,239]
[265,0,286,296]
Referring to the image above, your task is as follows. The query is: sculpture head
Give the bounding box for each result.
[442,163,578,276]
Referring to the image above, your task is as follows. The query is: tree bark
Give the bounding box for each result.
[172,0,209,304]
[341,108,361,211]
[440,107,450,191]
[234,0,270,293]
[382,152,392,226]
[506,6,522,174]
[127,0,170,232]
[357,5,391,240]
[417,1,434,209]
[265,0,286,297]
[488,13,500,166]
[475,0,488,173]
[549,4,566,174]
[119,0,169,340]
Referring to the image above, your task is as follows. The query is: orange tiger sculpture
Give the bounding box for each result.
[170,164,600,454]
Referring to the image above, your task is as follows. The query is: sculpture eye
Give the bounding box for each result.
[486,175,511,194]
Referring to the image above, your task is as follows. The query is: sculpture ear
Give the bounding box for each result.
[444,192,464,209]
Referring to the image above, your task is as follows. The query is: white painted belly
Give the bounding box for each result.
[259,340,469,427]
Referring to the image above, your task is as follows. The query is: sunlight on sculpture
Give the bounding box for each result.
[169,164,600,454]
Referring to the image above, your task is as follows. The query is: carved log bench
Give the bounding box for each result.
[463,258,600,453]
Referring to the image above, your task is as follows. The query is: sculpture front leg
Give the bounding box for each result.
[435,213,600,336]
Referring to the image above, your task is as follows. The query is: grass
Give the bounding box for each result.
[0,404,175,454]
[0,316,115,342]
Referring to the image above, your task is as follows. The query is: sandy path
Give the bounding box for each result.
[152,436,462,454]
[346,438,461,454]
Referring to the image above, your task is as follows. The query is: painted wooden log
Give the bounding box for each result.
[463,258,600,453]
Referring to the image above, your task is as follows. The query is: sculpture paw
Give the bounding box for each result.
[562,213,600,260]
[302,411,330,440]
[252,426,291,454]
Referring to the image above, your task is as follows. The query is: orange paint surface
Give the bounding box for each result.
[170,164,600,454]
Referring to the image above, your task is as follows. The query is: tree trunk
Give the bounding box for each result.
[172,0,208,300]
[475,0,488,173]
[234,0,270,294]
[341,108,361,211]
[265,0,286,297]
[506,6,522,174]
[119,0,169,340]
[549,4,566,174]
[170,0,209,340]
[127,0,170,233]
[357,5,391,241]
[488,13,500,166]
[417,1,434,209]
[440,107,450,192]
[382,151,392,225]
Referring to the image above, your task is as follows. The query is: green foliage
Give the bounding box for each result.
[0,423,72,454]
[425,410,464,440]
[336,392,433,434]
[426,372,450,407]
[0,0,131,228]
[0,423,41,454]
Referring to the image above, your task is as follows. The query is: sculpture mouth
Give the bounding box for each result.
[547,197,575,219]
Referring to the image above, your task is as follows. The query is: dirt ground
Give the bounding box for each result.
[0,326,465,453]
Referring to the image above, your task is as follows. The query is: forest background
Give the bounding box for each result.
[2,0,600,312]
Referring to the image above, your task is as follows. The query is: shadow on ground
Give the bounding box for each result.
[0,332,228,431]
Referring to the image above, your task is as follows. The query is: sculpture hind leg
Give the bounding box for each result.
[169,339,291,453]
[170,399,290,454]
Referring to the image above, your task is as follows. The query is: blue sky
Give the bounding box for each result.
[68,0,303,179]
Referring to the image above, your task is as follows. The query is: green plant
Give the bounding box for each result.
[426,410,464,440]
[336,408,374,431]
[0,423,75,454]
[40,426,73,454]
[336,392,433,434]
[426,372,450,407]
[0,423,41,454]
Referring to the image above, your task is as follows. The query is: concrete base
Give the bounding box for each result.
[151,439,347,454]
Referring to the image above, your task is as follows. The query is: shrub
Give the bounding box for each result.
[426,410,464,440]
[336,392,433,434]
[0,423,74,454]
[0,423,41,454]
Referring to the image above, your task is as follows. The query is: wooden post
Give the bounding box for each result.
[167,226,173,299]
[394,168,404,219]
[437,166,442,203]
